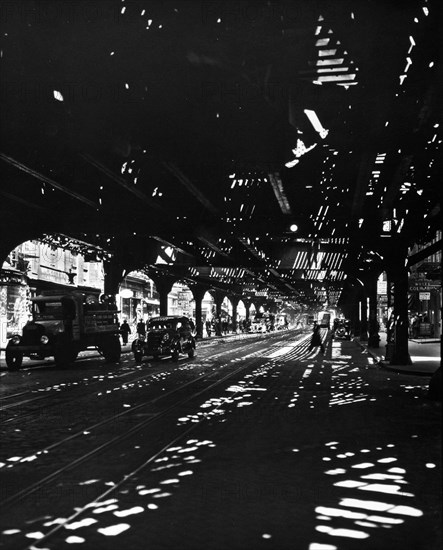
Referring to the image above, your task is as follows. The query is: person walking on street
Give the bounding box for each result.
[309,321,325,354]
[137,319,146,337]
[120,319,131,344]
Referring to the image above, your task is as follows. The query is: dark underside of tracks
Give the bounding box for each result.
[0,0,441,312]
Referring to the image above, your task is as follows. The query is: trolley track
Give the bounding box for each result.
[0,331,279,422]
[0,332,294,492]
[20,354,270,550]
[1,351,267,518]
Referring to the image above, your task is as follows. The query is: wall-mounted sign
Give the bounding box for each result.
[419,292,430,301]
[120,288,134,299]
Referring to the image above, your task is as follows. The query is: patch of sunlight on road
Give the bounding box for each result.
[309,441,426,549]
[265,345,296,358]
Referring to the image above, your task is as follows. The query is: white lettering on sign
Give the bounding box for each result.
[419,292,430,301]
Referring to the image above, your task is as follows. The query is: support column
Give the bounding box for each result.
[387,251,412,365]
[103,258,127,298]
[428,250,442,400]
[150,275,176,317]
[359,289,368,342]
[367,274,380,348]
[190,285,206,339]
[244,300,251,322]
[212,291,224,336]
[230,296,239,332]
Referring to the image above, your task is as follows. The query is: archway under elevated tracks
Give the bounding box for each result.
[0,1,441,376]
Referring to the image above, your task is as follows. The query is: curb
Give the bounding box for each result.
[354,338,437,377]
[378,361,436,377]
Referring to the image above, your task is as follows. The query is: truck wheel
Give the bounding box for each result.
[6,348,23,371]
[134,350,143,363]
[103,336,121,363]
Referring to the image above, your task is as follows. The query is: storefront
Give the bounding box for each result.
[0,266,30,349]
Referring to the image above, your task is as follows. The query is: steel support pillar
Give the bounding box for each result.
[359,290,368,342]
[190,285,206,339]
[367,275,380,348]
[150,275,176,317]
[388,255,412,365]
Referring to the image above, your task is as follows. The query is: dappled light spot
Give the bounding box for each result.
[93,504,119,514]
[351,463,374,469]
[153,492,172,498]
[340,499,391,512]
[316,506,366,520]
[78,479,100,485]
[361,474,404,481]
[359,483,411,496]
[25,531,44,539]
[147,503,158,510]
[2,529,21,535]
[66,535,86,543]
[334,480,366,488]
[366,515,403,525]
[316,525,369,539]
[97,523,131,536]
[425,463,436,469]
[377,457,397,464]
[43,518,66,527]
[355,521,378,528]
[388,467,406,474]
[139,488,160,495]
[114,506,144,517]
[309,543,337,549]
[65,518,97,530]
[388,505,423,517]
[325,468,346,475]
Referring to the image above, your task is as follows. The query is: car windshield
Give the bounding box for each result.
[149,321,174,330]
[33,301,63,320]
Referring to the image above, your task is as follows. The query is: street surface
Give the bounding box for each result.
[0,329,441,550]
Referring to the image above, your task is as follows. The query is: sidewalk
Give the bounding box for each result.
[356,330,441,376]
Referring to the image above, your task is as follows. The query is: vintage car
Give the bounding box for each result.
[132,315,196,363]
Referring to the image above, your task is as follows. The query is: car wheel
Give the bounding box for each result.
[6,347,23,371]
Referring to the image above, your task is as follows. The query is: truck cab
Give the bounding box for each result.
[5,292,121,370]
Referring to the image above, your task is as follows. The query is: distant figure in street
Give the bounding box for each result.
[137,319,146,337]
[309,322,325,354]
[205,319,212,337]
[120,319,131,344]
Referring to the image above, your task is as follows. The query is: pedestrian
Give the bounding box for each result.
[119,319,131,344]
[309,322,325,354]
[136,319,146,337]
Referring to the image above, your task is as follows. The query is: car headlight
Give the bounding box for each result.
[11,335,21,345]
[161,333,170,343]
[40,335,49,344]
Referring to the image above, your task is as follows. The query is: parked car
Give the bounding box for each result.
[132,315,196,362]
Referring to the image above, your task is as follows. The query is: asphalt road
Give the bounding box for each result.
[0,329,441,550]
